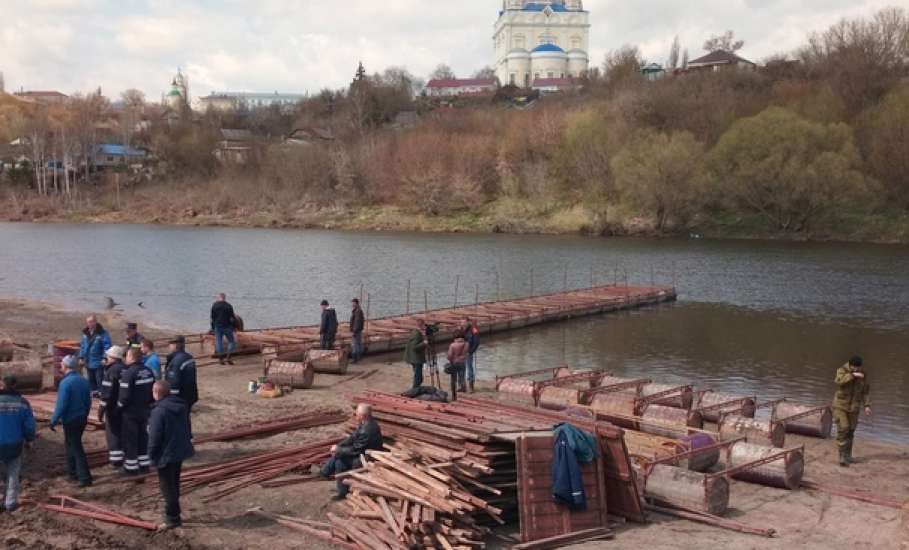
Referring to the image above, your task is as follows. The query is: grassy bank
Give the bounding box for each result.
[3,181,909,243]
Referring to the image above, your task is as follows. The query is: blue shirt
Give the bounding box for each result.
[51,371,92,426]
[144,353,162,379]
[0,390,37,460]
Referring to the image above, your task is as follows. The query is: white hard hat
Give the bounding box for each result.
[105,346,125,360]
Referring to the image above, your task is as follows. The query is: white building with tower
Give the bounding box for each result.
[494,0,590,88]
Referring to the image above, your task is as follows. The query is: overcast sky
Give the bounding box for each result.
[0,0,899,101]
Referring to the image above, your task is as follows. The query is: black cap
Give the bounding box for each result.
[320,300,329,306]
[169,335,186,345]
[127,322,138,330]
[351,298,360,304]
[849,355,863,367]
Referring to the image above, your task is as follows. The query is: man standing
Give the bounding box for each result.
[148,380,194,530]
[446,333,469,401]
[165,336,198,436]
[125,322,144,353]
[118,348,155,475]
[404,319,428,389]
[98,346,127,469]
[320,300,338,350]
[464,319,480,394]
[51,356,93,487]
[349,298,365,363]
[210,293,237,365]
[79,315,112,396]
[833,356,872,467]
[0,376,36,513]
[316,404,383,500]
[141,339,161,379]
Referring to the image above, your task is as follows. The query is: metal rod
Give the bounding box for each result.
[453,275,460,308]
[406,279,411,314]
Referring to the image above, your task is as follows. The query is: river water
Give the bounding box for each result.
[2,223,908,443]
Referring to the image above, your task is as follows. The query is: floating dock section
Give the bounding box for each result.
[202,285,677,357]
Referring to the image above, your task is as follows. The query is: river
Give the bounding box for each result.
[1,222,908,443]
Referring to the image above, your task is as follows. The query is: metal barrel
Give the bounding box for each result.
[639,404,703,439]
[718,415,786,448]
[696,391,756,423]
[642,382,693,409]
[774,402,833,438]
[0,359,44,392]
[589,390,639,417]
[643,464,730,516]
[727,441,804,490]
[304,349,349,375]
[537,386,581,411]
[264,360,315,389]
[679,433,721,472]
[497,377,536,397]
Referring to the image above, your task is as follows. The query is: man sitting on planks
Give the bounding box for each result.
[313,403,383,500]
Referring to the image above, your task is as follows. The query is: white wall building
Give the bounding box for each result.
[198,91,306,112]
[494,0,590,88]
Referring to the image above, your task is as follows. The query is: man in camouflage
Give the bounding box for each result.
[832,356,872,467]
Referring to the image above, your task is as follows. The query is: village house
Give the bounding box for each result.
[424,78,498,98]
[531,77,581,94]
[94,144,147,168]
[284,126,335,146]
[215,129,255,163]
[13,90,69,105]
[686,50,756,72]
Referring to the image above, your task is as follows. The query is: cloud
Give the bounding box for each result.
[0,1,896,100]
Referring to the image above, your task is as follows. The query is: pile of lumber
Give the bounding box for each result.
[332,447,501,549]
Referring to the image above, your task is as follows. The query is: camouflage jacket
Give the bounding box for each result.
[832,364,871,412]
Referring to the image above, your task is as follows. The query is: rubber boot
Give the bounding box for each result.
[468,381,475,394]
[846,440,855,464]
[838,446,850,467]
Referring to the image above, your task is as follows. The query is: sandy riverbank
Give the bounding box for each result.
[1,299,907,549]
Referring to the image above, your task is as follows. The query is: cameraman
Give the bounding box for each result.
[404,318,428,389]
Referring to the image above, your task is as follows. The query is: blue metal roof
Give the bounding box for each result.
[523,3,569,11]
[531,43,566,53]
[97,144,146,157]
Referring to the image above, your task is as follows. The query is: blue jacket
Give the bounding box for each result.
[554,423,600,464]
[144,353,161,379]
[0,390,37,460]
[148,395,195,468]
[51,371,92,426]
[79,325,112,370]
[551,430,587,510]
[467,329,480,355]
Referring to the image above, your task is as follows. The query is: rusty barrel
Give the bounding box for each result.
[696,391,756,423]
[644,464,730,515]
[265,360,315,389]
[52,340,81,389]
[0,338,13,362]
[642,383,693,409]
[589,390,639,417]
[719,415,786,448]
[538,386,581,411]
[497,377,536,397]
[0,359,44,392]
[727,441,804,489]
[556,367,601,388]
[774,402,833,439]
[597,375,637,388]
[680,433,721,472]
[639,404,703,439]
[305,349,349,375]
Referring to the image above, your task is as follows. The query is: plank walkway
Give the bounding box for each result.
[203,285,676,358]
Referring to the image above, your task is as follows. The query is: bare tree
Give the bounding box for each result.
[703,30,745,52]
[429,64,456,81]
[681,48,689,69]
[668,35,681,69]
[602,45,644,90]
[473,66,497,80]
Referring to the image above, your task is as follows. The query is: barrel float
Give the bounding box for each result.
[696,391,756,423]
[0,358,44,392]
[640,404,703,439]
[589,390,639,417]
[727,442,804,489]
[0,337,13,362]
[496,377,536,397]
[305,349,349,375]
[597,375,637,388]
[265,360,315,389]
[644,464,730,515]
[642,383,694,409]
[719,415,786,448]
[679,433,721,472]
[538,386,580,411]
[773,402,833,439]
[556,367,601,388]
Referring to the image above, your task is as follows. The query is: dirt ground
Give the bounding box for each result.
[1,299,907,550]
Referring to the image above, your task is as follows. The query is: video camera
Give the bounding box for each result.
[424,322,441,341]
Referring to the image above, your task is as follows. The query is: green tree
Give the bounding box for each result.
[862,85,909,207]
[706,106,868,232]
[611,129,705,231]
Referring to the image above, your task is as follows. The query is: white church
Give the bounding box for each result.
[494,0,590,88]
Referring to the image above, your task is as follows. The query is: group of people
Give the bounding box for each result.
[403,317,480,401]
[319,298,366,362]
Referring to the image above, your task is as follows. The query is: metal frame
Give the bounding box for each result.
[580,379,651,404]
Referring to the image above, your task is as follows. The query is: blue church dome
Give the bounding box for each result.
[531,43,565,53]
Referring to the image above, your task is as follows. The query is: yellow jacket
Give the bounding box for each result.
[832,364,870,412]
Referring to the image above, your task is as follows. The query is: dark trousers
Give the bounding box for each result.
[87,368,103,393]
[449,363,465,402]
[411,363,424,388]
[320,334,336,350]
[63,418,92,484]
[320,455,361,498]
[157,462,183,525]
[122,414,149,473]
[104,411,124,467]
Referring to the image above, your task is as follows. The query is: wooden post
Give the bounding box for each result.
[364,293,371,342]
[359,283,364,303]
[590,265,594,289]
[495,271,500,301]
[563,265,568,291]
[474,284,479,316]
[424,290,429,312]
[530,268,534,296]
[406,279,411,314]
[651,265,655,287]
[614,268,618,287]
[453,275,460,308]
